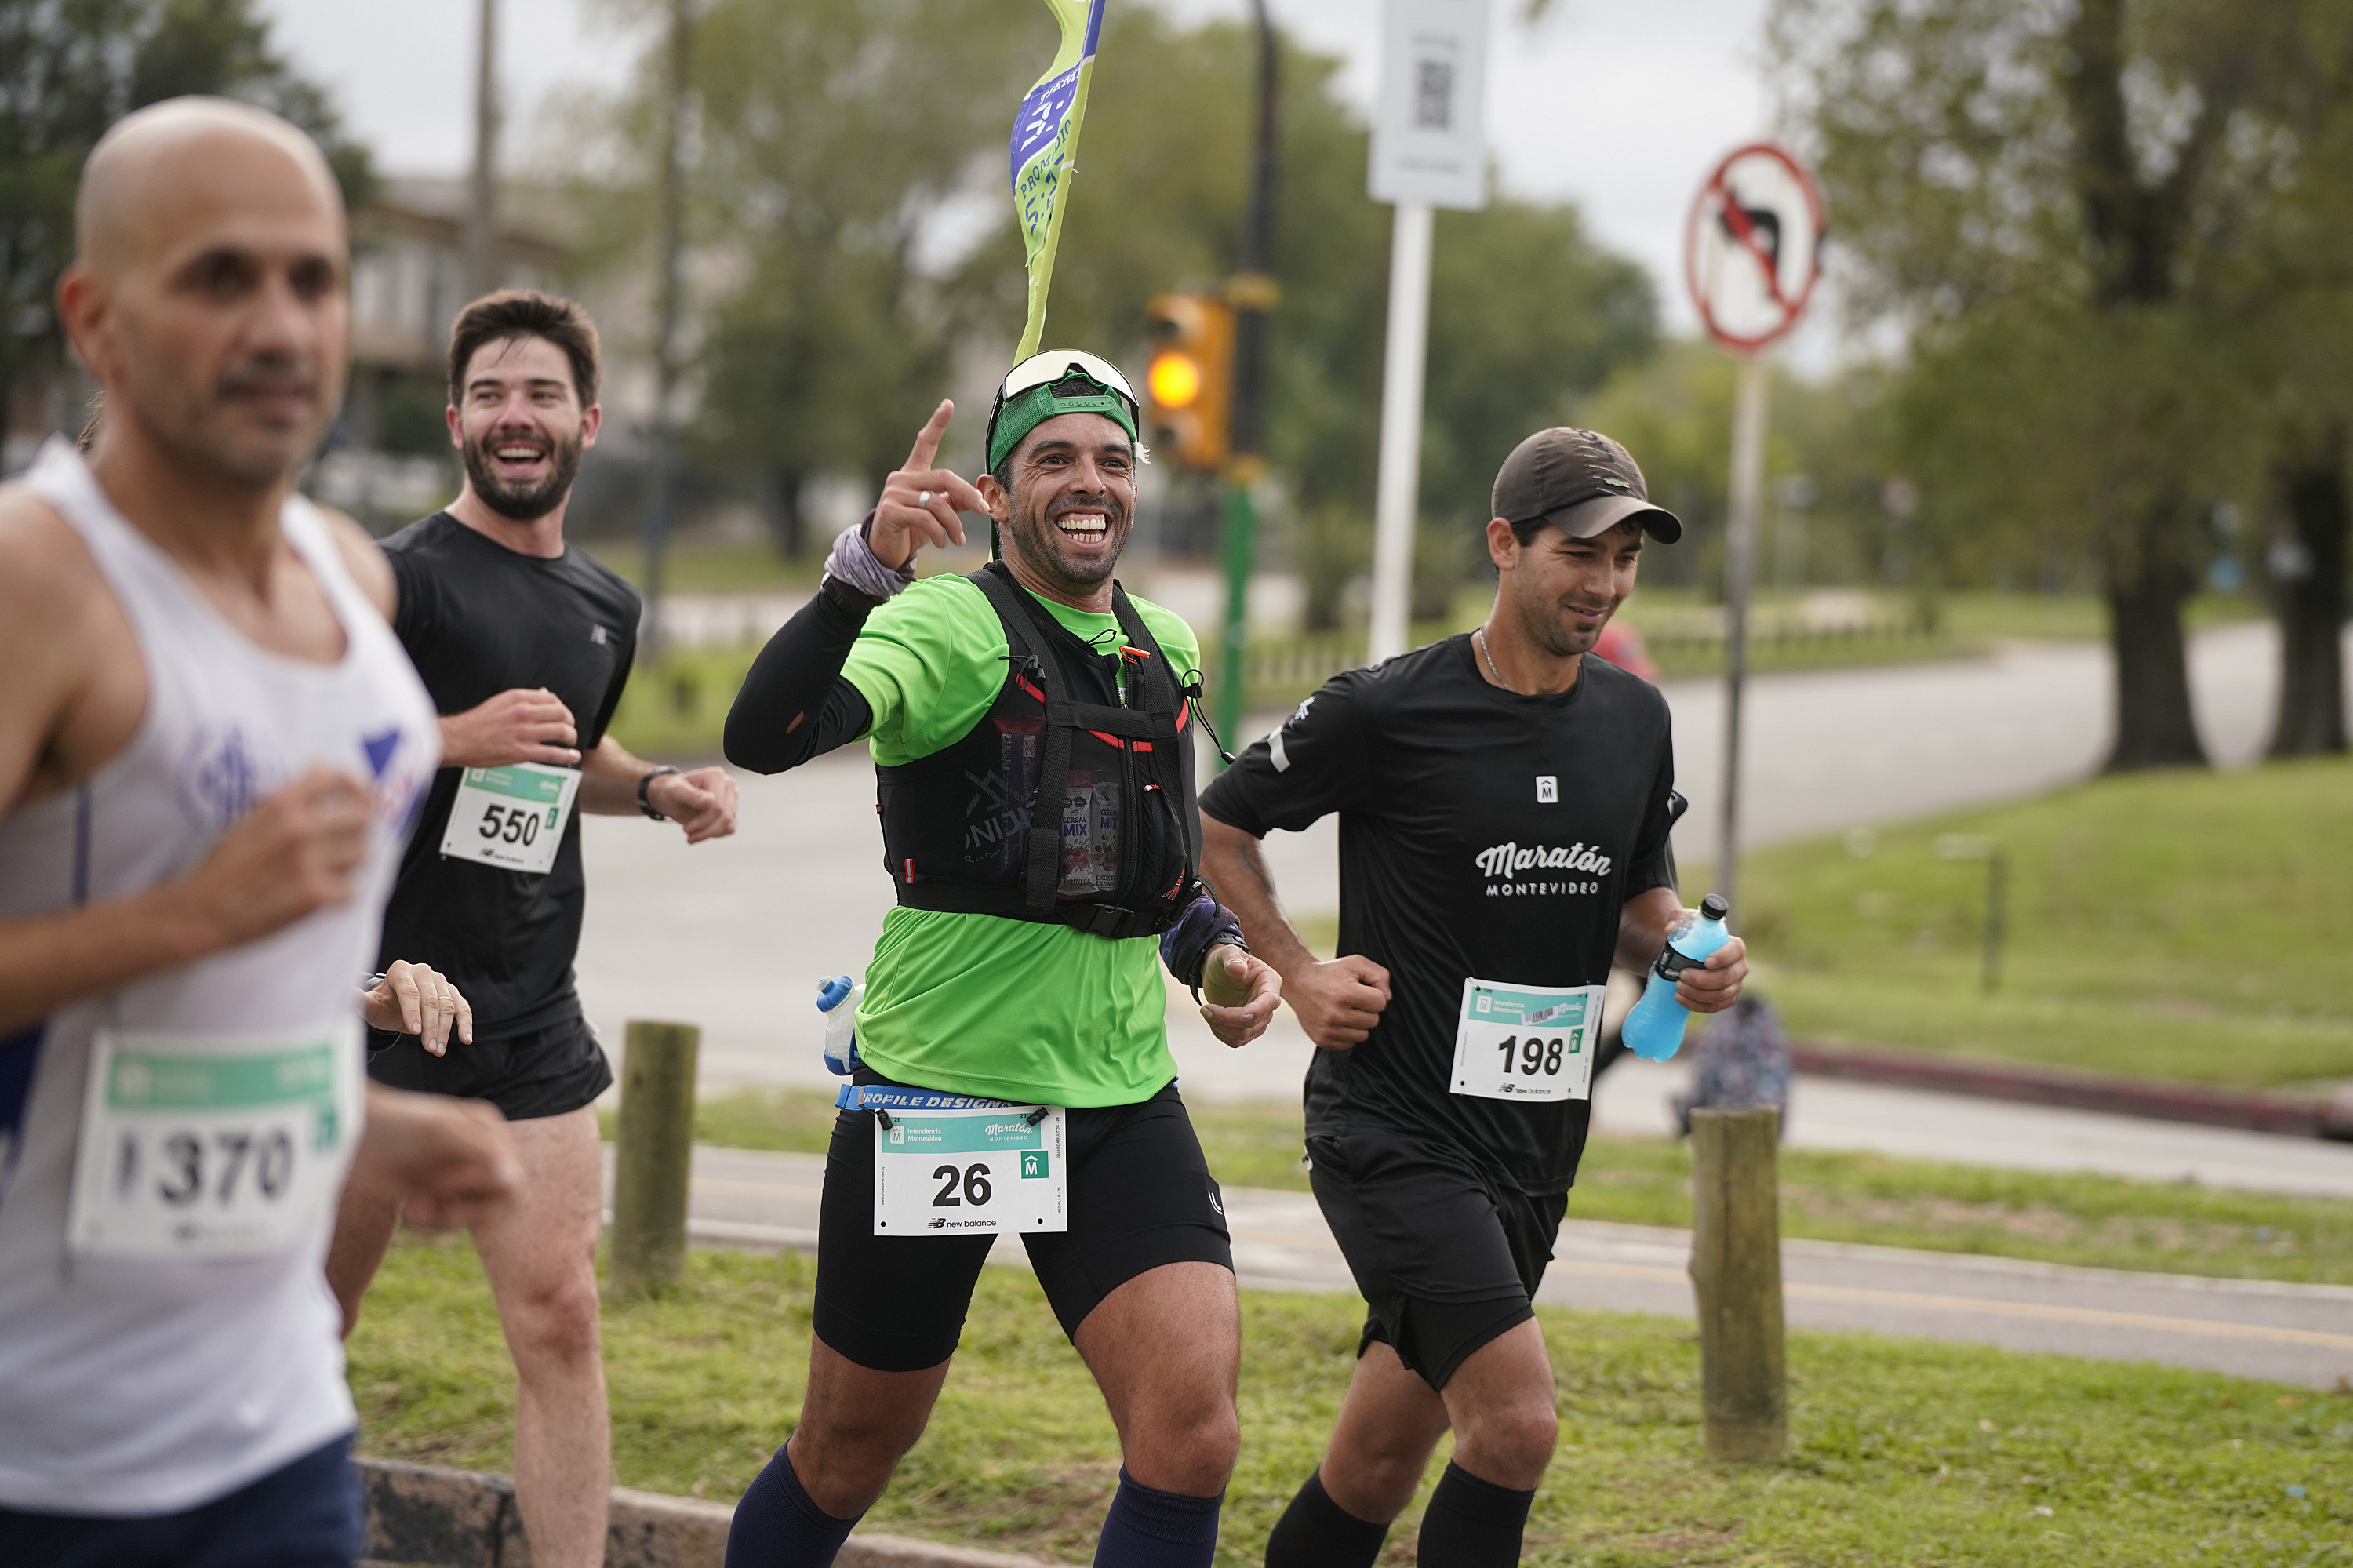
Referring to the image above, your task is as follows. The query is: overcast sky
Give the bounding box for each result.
[257,0,1835,351]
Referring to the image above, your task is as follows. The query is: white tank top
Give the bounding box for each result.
[0,440,439,1515]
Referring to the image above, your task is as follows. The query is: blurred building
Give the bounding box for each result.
[317,176,573,527]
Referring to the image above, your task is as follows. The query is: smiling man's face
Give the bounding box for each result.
[449,333,598,521]
[987,411,1139,596]
[1500,517,1645,658]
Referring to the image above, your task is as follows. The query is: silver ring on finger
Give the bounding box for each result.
[917,489,934,508]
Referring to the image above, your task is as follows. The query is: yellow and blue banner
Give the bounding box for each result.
[1010,0,1106,360]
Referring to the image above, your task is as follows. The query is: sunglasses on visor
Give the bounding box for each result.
[991,350,1140,421]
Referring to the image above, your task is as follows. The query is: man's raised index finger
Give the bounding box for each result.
[904,399,955,471]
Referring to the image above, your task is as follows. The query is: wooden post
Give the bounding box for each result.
[609,1020,699,1294]
[1688,1105,1787,1461]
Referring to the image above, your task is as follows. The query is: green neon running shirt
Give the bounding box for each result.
[840,571,1204,1108]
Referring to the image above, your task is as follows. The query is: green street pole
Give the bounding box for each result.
[1219,481,1256,755]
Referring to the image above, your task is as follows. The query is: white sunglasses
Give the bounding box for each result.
[998,349,1139,409]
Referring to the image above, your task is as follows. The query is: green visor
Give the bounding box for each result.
[985,350,1142,473]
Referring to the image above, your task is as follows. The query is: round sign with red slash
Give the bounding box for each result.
[1685,142,1825,354]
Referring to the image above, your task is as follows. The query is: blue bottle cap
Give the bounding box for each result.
[816,974,855,1013]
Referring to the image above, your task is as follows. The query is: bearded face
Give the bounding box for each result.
[450,333,595,522]
[997,412,1140,595]
[460,413,585,522]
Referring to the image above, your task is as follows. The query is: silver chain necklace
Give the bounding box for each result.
[1473,628,1518,695]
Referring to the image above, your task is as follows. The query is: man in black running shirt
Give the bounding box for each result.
[329,292,738,1568]
[1200,427,1749,1568]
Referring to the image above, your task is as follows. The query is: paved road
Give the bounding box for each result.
[573,623,2353,1196]
[624,1144,2353,1390]
[580,623,2304,1075]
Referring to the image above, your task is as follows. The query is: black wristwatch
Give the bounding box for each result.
[637,766,680,820]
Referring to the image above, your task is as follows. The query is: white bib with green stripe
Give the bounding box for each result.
[438,762,579,874]
[66,1021,363,1259]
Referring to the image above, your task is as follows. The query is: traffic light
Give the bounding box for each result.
[1143,293,1235,473]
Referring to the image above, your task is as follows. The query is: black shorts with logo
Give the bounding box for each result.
[1308,1120,1569,1389]
[814,1076,1234,1372]
[365,1014,613,1122]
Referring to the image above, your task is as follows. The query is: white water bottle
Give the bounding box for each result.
[818,974,862,1075]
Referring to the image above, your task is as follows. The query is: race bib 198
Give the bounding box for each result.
[438,762,580,874]
[67,1020,362,1259]
[862,1087,1067,1236]
[1449,978,1604,1103]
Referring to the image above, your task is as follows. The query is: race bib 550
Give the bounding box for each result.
[438,762,579,874]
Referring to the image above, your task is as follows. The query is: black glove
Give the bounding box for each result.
[1160,893,1249,1002]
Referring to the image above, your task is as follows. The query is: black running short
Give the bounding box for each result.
[366,1013,613,1121]
[813,1078,1234,1372]
[1308,1122,1569,1390]
[0,1433,361,1568]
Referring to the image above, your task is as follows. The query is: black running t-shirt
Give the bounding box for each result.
[1200,635,1678,1194]
[375,512,640,1039]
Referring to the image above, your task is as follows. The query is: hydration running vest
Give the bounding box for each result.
[877,563,1203,940]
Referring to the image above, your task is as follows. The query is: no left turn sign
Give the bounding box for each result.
[1685,143,1825,354]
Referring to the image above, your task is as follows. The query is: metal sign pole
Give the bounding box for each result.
[1365,0,1487,665]
[1718,355,1769,912]
[1368,198,1433,664]
[639,0,692,660]
[464,0,500,300]
[1683,140,1824,911]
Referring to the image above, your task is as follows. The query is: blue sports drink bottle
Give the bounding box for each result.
[817,974,862,1075]
[1621,896,1733,1062]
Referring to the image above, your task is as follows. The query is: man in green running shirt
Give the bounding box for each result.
[720,350,1281,1568]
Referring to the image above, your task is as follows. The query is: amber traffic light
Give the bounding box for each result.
[1143,292,1235,473]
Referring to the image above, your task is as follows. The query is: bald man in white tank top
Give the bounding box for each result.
[0,98,520,1566]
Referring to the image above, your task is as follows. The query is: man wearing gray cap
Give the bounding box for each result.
[1201,427,1749,1567]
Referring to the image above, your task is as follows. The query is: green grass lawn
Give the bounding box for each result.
[580,537,824,595]
[604,645,762,761]
[1718,755,2353,1090]
[642,1090,2353,1287]
[350,1236,2351,1566]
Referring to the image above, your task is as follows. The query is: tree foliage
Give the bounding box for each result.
[0,0,371,430]
[1577,339,1897,597]
[600,1,1654,564]
[1771,0,2324,769]
[614,0,1056,549]
[974,7,1657,537]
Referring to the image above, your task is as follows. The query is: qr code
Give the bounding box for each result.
[1414,58,1455,129]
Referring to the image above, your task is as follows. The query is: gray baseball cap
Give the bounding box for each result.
[1492,427,1682,544]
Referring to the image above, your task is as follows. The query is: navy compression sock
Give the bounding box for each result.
[724,1443,861,1568]
[1413,1461,1533,1566]
[1264,1468,1389,1568]
[1092,1468,1224,1567]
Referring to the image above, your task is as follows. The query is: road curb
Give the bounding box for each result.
[358,1457,1053,1567]
[1791,1042,2353,1141]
